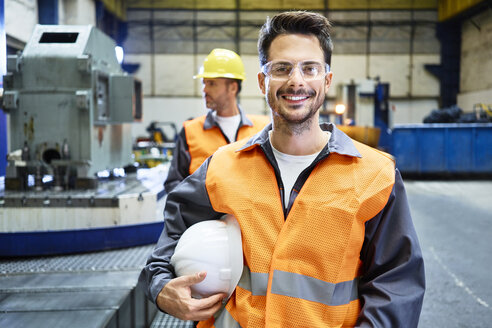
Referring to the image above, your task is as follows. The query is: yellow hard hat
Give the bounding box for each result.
[194,48,246,81]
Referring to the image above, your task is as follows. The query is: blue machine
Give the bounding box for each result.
[392,123,492,175]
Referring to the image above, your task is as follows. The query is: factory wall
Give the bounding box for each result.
[5,0,96,45]
[5,0,37,44]
[123,8,441,137]
[458,9,492,112]
[4,2,441,143]
[128,52,440,139]
[59,0,96,25]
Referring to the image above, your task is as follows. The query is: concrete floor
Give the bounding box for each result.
[2,180,491,327]
[153,179,492,327]
[404,180,492,328]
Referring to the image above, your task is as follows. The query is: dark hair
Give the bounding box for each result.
[257,11,333,67]
[226,79,242,95]
[235,79,242,94]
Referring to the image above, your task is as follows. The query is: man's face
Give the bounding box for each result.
[202,78,236,114]
[258,34,332,127]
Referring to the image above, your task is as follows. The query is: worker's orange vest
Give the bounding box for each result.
[199,137,395,328]
[183,115,270,174]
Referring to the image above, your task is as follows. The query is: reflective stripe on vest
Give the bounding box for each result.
[237,265,269,296]
[184,115,269,175]
[271,270,359,306]
[214,308,241,328]
[204,136,395,327]
[237,265,358,304]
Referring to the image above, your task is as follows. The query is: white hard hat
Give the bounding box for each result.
[170,214,243,299]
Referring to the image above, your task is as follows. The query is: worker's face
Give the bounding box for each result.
[258,34,332,127]
[202,78,237,114]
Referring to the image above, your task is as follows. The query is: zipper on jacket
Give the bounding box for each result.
[234,121,244,142]
[214,118,244,144]
[259,142,287,216]
[213,124,232,144]
[286,149,329,215]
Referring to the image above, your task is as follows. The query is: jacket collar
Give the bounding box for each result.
[236,122,362,158]
[203,106,253,130]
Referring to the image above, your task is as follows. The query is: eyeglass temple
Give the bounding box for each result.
[261,62,331,72]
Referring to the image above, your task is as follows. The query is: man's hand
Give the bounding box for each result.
[156,271,226,321]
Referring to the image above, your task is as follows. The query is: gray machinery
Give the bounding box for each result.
[0,25,168,257]
[2,24,142,190]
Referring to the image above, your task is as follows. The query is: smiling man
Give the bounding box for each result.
[140,11,425,328]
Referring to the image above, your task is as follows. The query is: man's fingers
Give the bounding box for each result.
[195,292,227,308]
[158,275,228,321]
[174,271,207,287]
[184,295,226,321]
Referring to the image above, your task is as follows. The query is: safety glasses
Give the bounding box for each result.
[261,61,330,81]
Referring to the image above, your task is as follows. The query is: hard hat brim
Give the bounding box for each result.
[193,73,245,81]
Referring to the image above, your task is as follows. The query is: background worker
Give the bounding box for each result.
[141,11,425,327]
[164,48,270,193]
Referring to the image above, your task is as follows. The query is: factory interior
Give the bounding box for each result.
[1,0,492,327]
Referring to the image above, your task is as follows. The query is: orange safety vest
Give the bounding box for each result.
[200,138,395,328]
[183,115,270,175]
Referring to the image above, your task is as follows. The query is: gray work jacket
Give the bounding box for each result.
[140,122,425,327]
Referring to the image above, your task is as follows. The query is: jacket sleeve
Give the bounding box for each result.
[139,157,225,304]
[164,128,191,193]
[356,169,425,327]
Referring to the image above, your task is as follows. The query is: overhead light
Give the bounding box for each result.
[335,104,346,115]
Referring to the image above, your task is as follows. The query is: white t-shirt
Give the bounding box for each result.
[214,112,241,143]
[269,131,331,209]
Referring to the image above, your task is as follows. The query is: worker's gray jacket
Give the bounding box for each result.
[140,122,426,327]
[164,108,256,193]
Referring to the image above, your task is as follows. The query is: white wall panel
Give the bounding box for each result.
[329,54,439,98]
[132,97,205,139]
[125,54,152,95]
[5,0,37,43]
[461,10,492,93]
[392,99,439,124]
[238,97,270,117]
[154,55,196,96]
[330,55,367,98]
[60,0,95,25]
[5,0,96,44]
[370,55,410,97]
[411,55,440,97]
[193,54,207,97]
[242,55,262,97]
[457,88,492,113]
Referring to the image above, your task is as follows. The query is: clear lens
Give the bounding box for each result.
[262,61,328,81]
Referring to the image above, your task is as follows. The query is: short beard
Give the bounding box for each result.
[267,90,318,136]
[274,114,314,136]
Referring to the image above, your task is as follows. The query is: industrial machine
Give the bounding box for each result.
[2,24,142,190]
[133,121,178,168]
[0,25,165,256]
